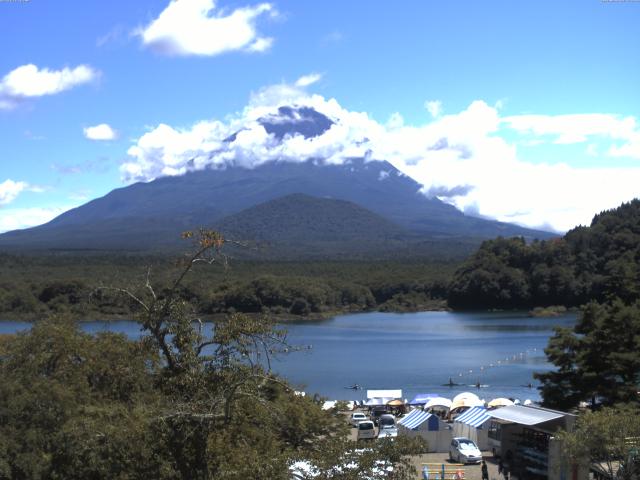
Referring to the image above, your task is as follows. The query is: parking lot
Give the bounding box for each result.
[348,420,504,479]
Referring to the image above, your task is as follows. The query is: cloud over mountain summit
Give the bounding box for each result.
[121,77,640,233]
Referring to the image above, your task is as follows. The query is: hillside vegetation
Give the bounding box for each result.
[443,200,640,411]
[0,254,455,321]
[448,200,640,310]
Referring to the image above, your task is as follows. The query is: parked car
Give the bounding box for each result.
[350,412,368,427]
[378,414,396,429]
[377,426,398,439]
[357,421,377,441]
[449,437,482,464]
[377,414,398,439]
[370,408,388,425]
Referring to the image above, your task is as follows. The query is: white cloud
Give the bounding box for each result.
[0,180,29,206]
[0,64,98,109]
[425,100,442,118]
[121,79,640,232]
[137,0,275,56]
[503,113,638,148]
[83,123,117,141]
[0,206,73,233]
[608,132,640,159]
[295,73,322,88]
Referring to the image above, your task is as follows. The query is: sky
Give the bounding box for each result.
[1,0,639,234]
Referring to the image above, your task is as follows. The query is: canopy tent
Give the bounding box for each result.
[397,409,452,452]
[452,406,491,449]
[487,397,514,408]
[424,397,453,409]
[386,399,405,407]
[398,409,438,430]
[452,392,481,403]
[409,393,439,405]
[488,405,565,426]
[364,397,394,406]
[455,406,491,428]
[450,396,484,411]
[367,389,402,399]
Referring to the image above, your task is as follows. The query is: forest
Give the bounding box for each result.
[448,199,640,310]
[0,254,454,321]
[0,231,426,479]
[1,202,640,477]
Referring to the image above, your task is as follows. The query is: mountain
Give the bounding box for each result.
[0,106,555,254]
[213,193,409,259]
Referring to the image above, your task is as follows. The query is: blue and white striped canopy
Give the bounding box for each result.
[398,409,433,430]
[454,406,490,428]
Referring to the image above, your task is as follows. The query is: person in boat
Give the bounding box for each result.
[448,377,454,387]
[476,380,481,389]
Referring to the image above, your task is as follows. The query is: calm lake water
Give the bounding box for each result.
[0,311,575,403]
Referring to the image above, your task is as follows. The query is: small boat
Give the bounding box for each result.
[344,384,361,390]
[442,378,462,387]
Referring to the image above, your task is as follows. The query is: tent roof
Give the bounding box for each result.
[454,406,491,428]
[409,393,439,405]
[452,392,480,403]
[487,405,568,426]
[451,396,484,410]
[367,389,402,399]
[364,397,394,406]
[398,409,433,429]
[425,397,453,409]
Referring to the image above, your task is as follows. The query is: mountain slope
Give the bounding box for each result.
[213,193,416,259]
[0,159,553,253]
[0,104,555,254]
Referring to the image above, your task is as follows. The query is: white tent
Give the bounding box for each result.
[452,392,481,403]
[424,397,453,409]
[397,409,452,453]
[366,389,402,399]
[451,392,483,410]
[364,397,394,406]
[452,406,491,449]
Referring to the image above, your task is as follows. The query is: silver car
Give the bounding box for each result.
[377,414,398,439]
[449,437,482,464]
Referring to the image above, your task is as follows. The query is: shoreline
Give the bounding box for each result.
[0,301,581,323]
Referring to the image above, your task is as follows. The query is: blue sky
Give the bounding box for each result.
[1,0,639,233]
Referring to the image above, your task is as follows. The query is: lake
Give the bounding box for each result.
[0,310,576,403]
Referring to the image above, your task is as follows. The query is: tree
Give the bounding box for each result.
[0,229,425,479]
[556,407,640,480]
[536,300,640,410]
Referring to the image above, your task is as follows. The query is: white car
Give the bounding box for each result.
[449,437,482,464]
[357,421,377,441]
[377,414,397,439]
[349,412,368,427]
[377,426,398,439]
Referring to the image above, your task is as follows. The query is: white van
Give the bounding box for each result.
[357,421,376,441]
[350,412,368,427]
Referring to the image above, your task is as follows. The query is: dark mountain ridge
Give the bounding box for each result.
[0,105,554,254]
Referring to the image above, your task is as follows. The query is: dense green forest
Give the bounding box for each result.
[3,200,640,322]
[0,232,425,479]
[0,253,454,321]
[449,200,640,310]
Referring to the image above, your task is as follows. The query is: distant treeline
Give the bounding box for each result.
[448,200,640,310]
[0,255,454,320]
[4,200,639,320]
